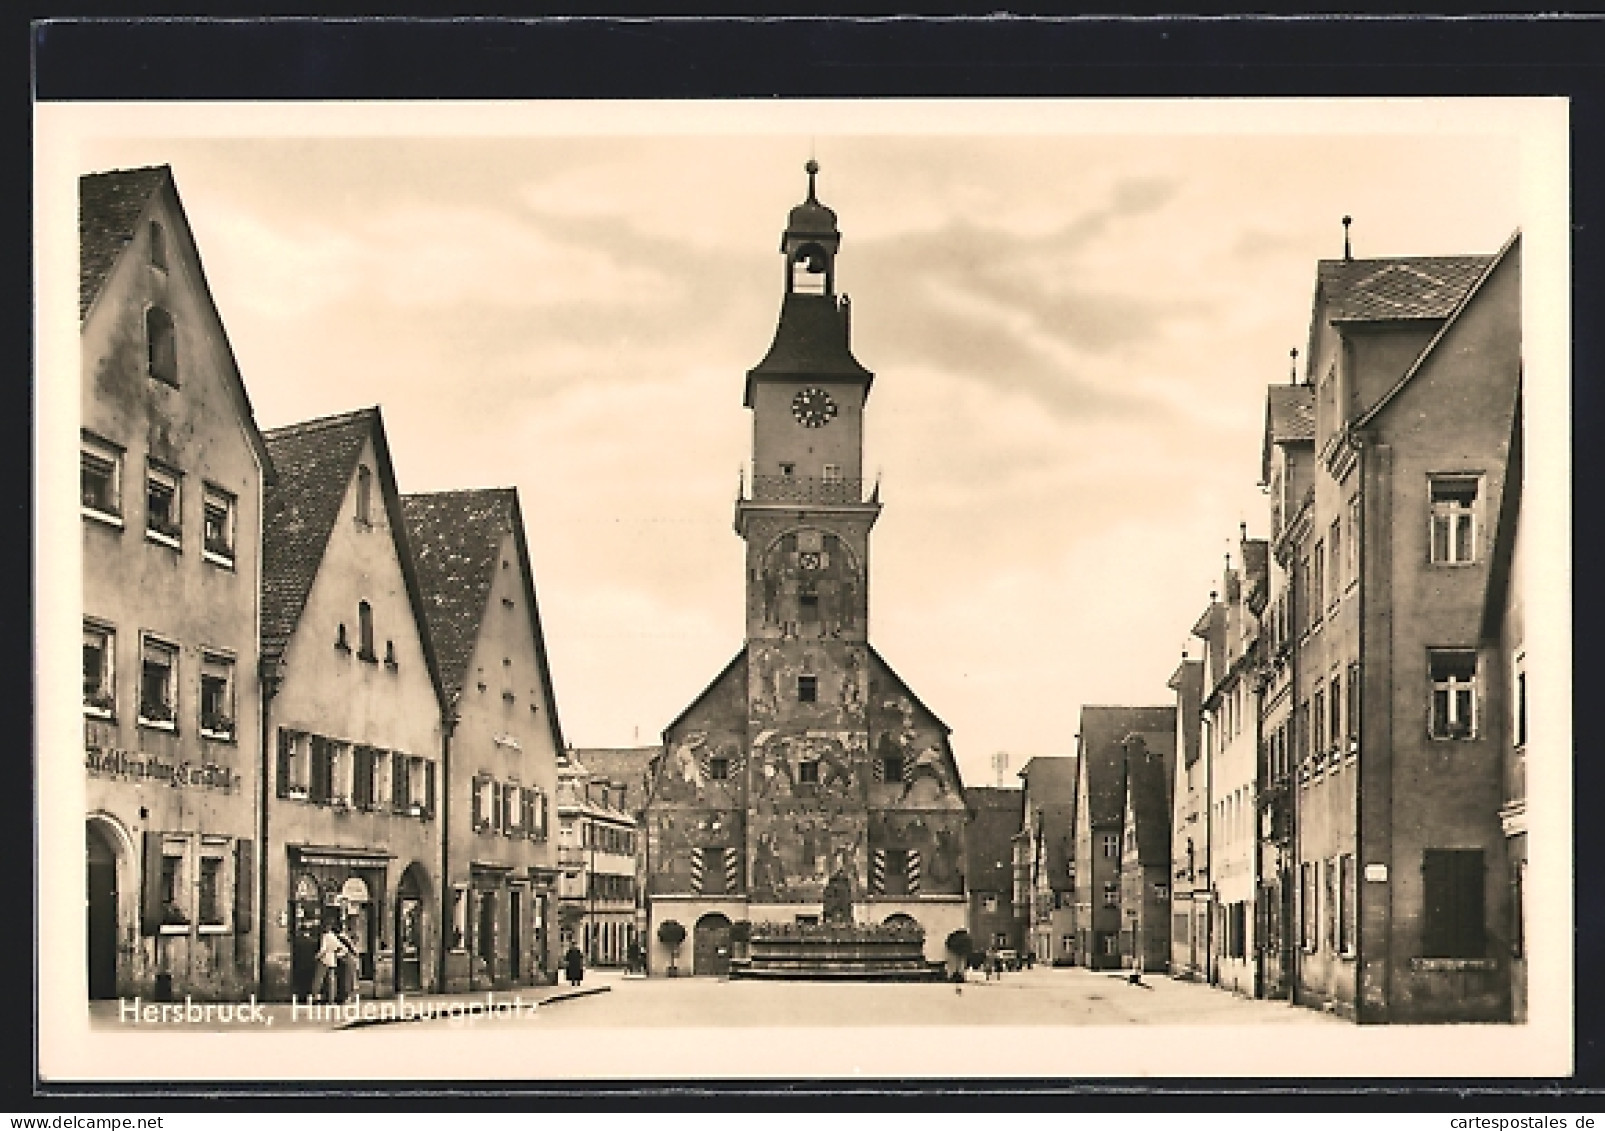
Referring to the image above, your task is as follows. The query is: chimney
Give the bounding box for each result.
[1342,215,1353,261]
[841,293,852,346]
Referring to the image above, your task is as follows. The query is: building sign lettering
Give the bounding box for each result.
[85,746,240,792]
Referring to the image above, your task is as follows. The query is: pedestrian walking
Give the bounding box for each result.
[563,943,585,988]
[337,924,361,1002]
[315,921,349,1004]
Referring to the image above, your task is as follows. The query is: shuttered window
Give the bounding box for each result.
[392,751,408,811]
[234,839,254,933]
[309,737,332,804]
[1422,849,1485,958]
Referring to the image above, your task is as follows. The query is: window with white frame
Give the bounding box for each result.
[1339,853,1357,956]
[1101,832,1119,859]
[1348,494,1361,581]
[139,635,178,728]
[475,775,498,833]
[81,433,122,522]
[1102,881,1119,908]
[1430,477,1479,564]
[202,483,236,565]
[821,463,842,483]
[84,621,116,716]
[331,742,355,807]
[278,730,312,798]
[1429,650,1479,739]
[1329,519,1342,606]
[145,463,182,545]
[1329,673,1343,752]
[1346,661,1361,750]
[1312,540,1326,623]
[198,652,235,740]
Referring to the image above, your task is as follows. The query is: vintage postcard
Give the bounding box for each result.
[35,96,1572,1082]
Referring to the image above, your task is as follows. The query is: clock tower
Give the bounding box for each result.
[647,163,968,978]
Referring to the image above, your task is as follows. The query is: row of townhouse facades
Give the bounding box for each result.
[1005,232,1530,1025]
[1157,233,1528,1023]
[81,165,568,1002]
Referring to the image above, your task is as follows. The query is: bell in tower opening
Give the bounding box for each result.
[645,161,968,981]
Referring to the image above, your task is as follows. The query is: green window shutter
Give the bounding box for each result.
[234,839,254,933]
[472,775,484,828]
[140,830,165,936]
[425,761,436,818]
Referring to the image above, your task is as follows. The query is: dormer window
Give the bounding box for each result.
[779,462,796,479]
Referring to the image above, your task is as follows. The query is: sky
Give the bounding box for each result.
[65,101,1549,788]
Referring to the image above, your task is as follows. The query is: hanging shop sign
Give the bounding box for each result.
[85,745,241,791]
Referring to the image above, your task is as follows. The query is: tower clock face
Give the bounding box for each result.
[791,387,838,428]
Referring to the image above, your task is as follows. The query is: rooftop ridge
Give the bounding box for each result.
[263,405,380,439]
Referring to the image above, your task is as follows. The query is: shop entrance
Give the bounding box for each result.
[290,872,324,998]
[86,821,118,999]
[396,866,424,993]
[693,912,732,976]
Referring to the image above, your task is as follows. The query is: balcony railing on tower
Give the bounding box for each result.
[744,474,871,506]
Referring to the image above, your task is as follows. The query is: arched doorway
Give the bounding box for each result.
[86,820,119,999]
[693,912,733,976]
[289,872,325,998]
[395,864,429,993]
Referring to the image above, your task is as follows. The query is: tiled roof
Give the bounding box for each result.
[968,784,1025,813]
[260,409,377,666]
[1266,384,1315,445]
[400,488,517,703]
[1320,255,1494,323]
[571,746,660,812]
[1079,705,1176,827]
[963,789,1020,894]
[80,165,169,321]
[745,293,872,405]
[1123,735,1170,866]
[1018,760,1076,892]
[1241,539,1269,593]
[1018,756,1077,808]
